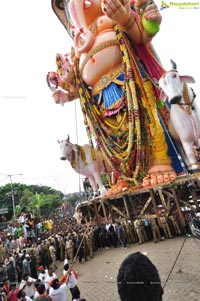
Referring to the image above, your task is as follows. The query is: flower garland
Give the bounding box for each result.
[122,33,157,175]
[72,25,155,185]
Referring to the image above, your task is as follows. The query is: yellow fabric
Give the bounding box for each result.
[44,220,52,230]
[143,80,171,165]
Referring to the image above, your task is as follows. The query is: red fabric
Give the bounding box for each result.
[7,288,19,301]
[3,284,10,294]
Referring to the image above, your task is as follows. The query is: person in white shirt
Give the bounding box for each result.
[63,262,79,299]
[49,278,67,301]
[18,213,25,224]
[105,221,110,232]
[38,265,48,284]
[19,273,37,299]
[45,267,57,291]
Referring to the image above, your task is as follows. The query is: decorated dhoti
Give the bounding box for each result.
[91,66,171,180]
[76,25,172,185]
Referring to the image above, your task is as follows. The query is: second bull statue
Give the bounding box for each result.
[159,60,200,173]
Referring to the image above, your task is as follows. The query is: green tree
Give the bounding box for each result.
[19,189,34,210]
[27,193,49,216]
[0,183,64,221]
[15,205,21,217]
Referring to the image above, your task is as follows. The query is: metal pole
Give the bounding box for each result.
[74,101,81,193]
[8,175,16,219]
[1,173,23,220]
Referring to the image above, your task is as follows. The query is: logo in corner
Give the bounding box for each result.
[160,1,170,10]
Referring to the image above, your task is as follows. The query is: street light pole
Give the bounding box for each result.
[8,175,16,219]
[4,173,23,220]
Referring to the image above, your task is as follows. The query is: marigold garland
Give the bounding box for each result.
[72,24,160,184]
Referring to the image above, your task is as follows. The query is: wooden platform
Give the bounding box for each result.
[75,172,200,228]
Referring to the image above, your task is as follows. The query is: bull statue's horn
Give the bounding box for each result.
[170,59,177,70]
[67,135,70,141]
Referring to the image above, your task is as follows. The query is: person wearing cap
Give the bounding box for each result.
[133,219,145,245]
[19,273,37,299]
[65,236,74,264]
[160,211,173,239]
[150,218,161,243]
[60,262,79,300]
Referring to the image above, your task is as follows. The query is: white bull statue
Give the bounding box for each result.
[159,60,200,173]
[58,136,110,196]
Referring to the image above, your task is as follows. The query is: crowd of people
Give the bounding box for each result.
[0,207,87,301]
[0,204,188,300]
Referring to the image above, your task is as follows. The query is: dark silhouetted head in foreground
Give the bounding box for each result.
[117,252,163,301]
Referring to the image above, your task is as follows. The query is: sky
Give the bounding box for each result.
[0,1,199,194]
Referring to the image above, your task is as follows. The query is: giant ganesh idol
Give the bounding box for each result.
[48,0,179,197]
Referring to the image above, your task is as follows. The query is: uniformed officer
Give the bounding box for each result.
[150,218,161,243]
[160,211,172,239]
[134,219,145,245]
[169,215,181,235]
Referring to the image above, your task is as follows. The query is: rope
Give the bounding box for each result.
[74,100,81,193]
[63,234,85,283]
[71,234,85,266]
[162,236,187,289]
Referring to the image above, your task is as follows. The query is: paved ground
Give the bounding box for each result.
[57,236,200,301]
